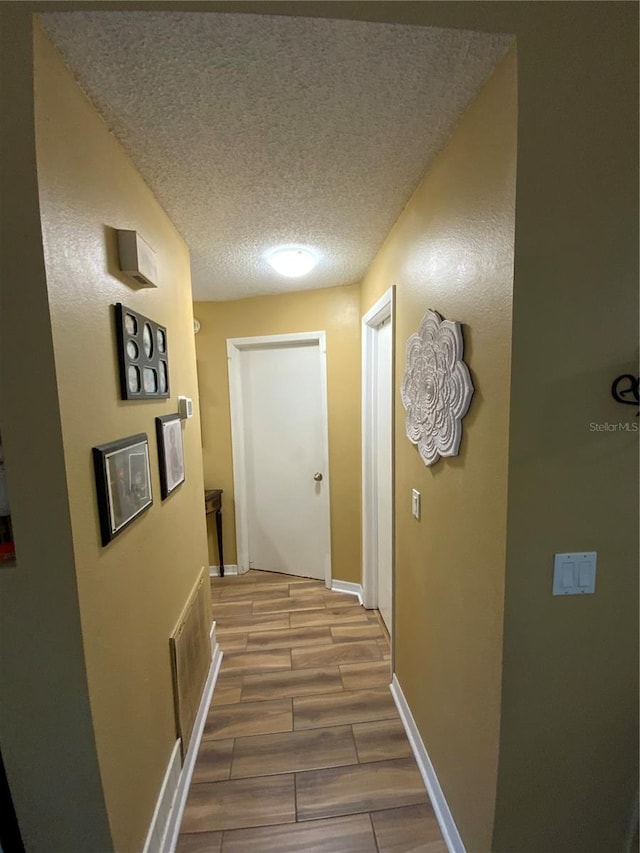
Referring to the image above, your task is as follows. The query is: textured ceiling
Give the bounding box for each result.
[40,12,511,301]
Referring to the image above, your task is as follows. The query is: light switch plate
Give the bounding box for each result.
[552,552,597,596]
[178,395,193,419]
[411,489,420,520]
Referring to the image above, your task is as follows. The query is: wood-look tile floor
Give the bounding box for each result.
[176,571,447,853]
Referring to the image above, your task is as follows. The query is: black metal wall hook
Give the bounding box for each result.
[611,374,639,414]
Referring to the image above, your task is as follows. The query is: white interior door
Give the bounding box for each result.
[375,317,393,632]
[228,334,331,582]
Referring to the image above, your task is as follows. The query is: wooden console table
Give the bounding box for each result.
[204,489,224,578]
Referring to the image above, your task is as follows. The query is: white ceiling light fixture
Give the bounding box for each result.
[266,246,318,278]
[40,12,513,299]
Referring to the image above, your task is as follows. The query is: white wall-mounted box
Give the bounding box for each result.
[178,396,193,420]
[117,229,158,288]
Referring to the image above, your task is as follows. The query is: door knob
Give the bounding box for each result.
[313,472,323,482]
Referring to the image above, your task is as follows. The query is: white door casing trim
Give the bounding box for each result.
[390,674,465,853]
[227,331,332,586]
[362,287,395,612]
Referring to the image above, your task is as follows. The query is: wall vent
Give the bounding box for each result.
[117,229,158,288]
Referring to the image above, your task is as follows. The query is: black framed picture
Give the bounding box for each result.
[93,433,153,545]
[114,303,170,400]
[156,414,185,499]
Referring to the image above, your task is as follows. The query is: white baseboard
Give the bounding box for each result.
[144,622,223,853]
[142,739,182,853]
[390,674,465,853]
[330,579,363,605]
[209,564,239,576]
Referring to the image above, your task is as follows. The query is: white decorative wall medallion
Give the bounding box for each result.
[401,309,474,467]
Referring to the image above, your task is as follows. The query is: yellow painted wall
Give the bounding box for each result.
[0,11,113,850]
[1,4,637,852]
[360,48,517,851]
[352,2,637,850]
[32,23,208,852]
[493,5,639,851]
[195,284,361,583]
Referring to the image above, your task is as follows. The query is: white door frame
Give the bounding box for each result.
[226,331,332,586]
[362,287,395,611]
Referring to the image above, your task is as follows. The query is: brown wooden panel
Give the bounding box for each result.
[296,758,428,821]
[175,831,223,853]
[339,660,392,691]
[252,595,326,614]
[241,666,344,702]
[352,720,413,763]
[290,607,369,628]
[203,697,292,740]
[371,804,447,853]
[220,647,292,677]
[330,623,385,642]
[191,738,234,784]
[245,625,332,651]
[213,632,248,652]
[221,814,377,853]
[292,640,383,669]
[231,725,357,778]
[211,675,242,706]
[170,571,212,757]
[213,614,290,635]
[181,775,296,833]
[293,688,397,730]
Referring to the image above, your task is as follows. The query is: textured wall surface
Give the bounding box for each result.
[351,2,638,850]
[195,284,361,583]
[360,47,517,852]
[1,4,637,851]
[0,11,113,851]
[33,23,209,852]
[40,11,511,300]
[494,4,639,850]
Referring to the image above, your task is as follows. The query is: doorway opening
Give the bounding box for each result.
[227,332,332,586]
[362,288,395,635]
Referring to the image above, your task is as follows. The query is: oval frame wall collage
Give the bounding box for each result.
[114,302,170,400]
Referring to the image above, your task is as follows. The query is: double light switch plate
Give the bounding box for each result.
[552,552,597,596]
